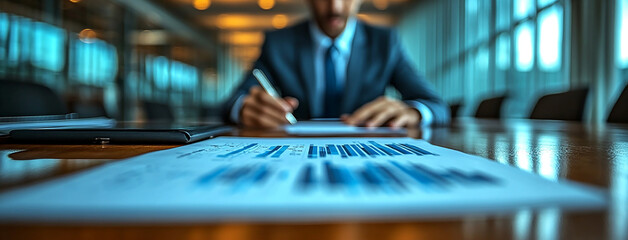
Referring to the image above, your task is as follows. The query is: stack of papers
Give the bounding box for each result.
[0,137,605,222]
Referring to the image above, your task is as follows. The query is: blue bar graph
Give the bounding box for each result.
[375,164,406,189]
[338,145,348,158]
[216,141,435,159]
[298,164,314,189]
[303,161,499,194]
[197,166,229,185]
[324,161,341,185]
[368,141,401,156]
[351,144,367,157]
[308,145,317,158]
[342,144,356,156]
[386,144,412,154]
[198,164,274,190]
[271,145,289,158]
[217,143,258,158]
[319,147,327,158]
[250,164,271,183]
[390,161,438,186]
[400,143,435,155]
[328,144,339,155]
[360,143,379,156]
[198,160,499,195]
[256,145,281,158]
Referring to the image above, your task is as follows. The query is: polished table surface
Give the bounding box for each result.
[0,118,626,240]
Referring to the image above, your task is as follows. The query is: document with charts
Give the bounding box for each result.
[0,137,605,222]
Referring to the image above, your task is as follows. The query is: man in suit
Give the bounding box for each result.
[223,0,449,128]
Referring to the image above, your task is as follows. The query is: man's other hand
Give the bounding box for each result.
[240,86,299,128]
[342,96,421,128]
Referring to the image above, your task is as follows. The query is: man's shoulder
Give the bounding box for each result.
[358,21,397,41]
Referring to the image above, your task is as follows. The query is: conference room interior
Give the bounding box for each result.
[1,0,628,239]
[0,0,627,122]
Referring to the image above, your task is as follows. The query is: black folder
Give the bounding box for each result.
[9,122,232,144]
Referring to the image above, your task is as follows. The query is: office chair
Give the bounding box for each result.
[69,102,108,118]
[529,88,589,121]
[200,105,223,122]
[0,80,68,117]
[449,102,462,119]
[142,101,175,122]
[608,84,628,123]
[474,95,507,119]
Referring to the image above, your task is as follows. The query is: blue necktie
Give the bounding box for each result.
[324,44,341,118]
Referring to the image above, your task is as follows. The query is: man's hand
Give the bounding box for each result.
[342,96,421,128]
[240,86,299,128]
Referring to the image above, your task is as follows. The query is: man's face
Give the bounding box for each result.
[308,0,363,39]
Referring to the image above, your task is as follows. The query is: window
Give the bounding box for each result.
[466,0,491,47]
[619,0,628,68]
[515,22,534,72]
[151,56,170,89]
[537,0,557,9]
[398,0,565,118]
[496,33,511,70]
[0,13,8,61]
[3,14,68,73]
[538,5,563,71]
[477,45,490,71]
[496,0,511,30]
[514,0,534,20]
[31,22,66,72]
[170,60,198,91]
[70,37,118,86]
[7,16,28,67]
[145,55,199,91]
[477,0,490,42]
[465,0,479,48]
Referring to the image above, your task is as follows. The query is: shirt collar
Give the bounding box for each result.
[309,17,357,57]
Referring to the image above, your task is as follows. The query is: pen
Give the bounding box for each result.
[252,68,298,125]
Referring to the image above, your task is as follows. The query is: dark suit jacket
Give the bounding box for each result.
[222,20,450,125]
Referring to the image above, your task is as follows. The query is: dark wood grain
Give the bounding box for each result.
[1,118,626,240]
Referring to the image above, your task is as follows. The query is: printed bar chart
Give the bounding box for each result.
[197,160,498,194]
[297,160,498,193]
[215,140,435,159]
[0,137,605,222]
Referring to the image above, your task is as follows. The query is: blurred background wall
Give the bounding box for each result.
[0,0,626,123]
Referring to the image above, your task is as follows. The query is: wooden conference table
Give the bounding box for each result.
[0,118,626,240]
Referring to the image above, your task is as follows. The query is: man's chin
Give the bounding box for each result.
[325,23,346,37]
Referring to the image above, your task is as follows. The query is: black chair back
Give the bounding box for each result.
[530,88,589,121]
[449,102,462,119]
[70,102,108,118]
[608,84,628,123]
[143,101,174,122]
[0,80,67,117]
[475,96,507,119]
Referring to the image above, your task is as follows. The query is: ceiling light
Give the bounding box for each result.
[272,14,288,29]
[194,0,211,10]
[258,0,275,10]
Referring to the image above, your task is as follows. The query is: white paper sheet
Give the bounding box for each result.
[0,137,605,222]
[284,121,406,135]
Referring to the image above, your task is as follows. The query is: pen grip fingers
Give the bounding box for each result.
[251,86,291,113]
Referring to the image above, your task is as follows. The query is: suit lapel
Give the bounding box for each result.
[343,22,367,114]
[297,24,317,118]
